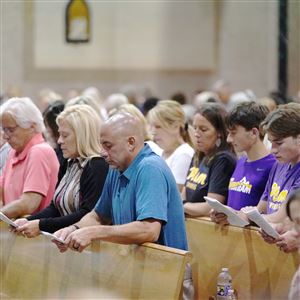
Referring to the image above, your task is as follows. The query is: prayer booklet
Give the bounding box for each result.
[0,212,18,228]
[0,212,65,243]
[40,231,66,244]
[204,196,250,227]
[242,207,280,239]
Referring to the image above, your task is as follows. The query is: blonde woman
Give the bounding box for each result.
[147,100,194,191]
[14,105,109,236]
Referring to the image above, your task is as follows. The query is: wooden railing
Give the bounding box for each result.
[0,224,191,299]
[186,217,299,300]
[2,219,298,299]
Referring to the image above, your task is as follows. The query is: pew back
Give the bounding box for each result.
[186,217,299,300]
[0,224,191,299]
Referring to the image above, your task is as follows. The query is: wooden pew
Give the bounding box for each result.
[186,217,300,300]
[0,224,191,299]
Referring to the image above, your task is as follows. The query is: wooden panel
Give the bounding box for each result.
[0,224,191,299]
[186,217,299,300]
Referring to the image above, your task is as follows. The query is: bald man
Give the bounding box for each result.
[54,113,188,251]
[54,113,194,298]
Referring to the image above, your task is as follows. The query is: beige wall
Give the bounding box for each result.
[1,1,298,103]
[33,2,216,70]
[217,1,278,96]
[288,0,300,97]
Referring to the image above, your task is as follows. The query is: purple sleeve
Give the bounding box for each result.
[260,162,277,202]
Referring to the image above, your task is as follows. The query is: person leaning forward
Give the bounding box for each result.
[0,97,59,219]
[53,112,194,299]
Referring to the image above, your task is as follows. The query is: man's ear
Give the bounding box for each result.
[251,127,260,139]
[128,136,136,151]
[296,134,300,147]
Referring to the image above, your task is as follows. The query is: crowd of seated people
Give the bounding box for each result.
[14,105,109,236]
[0,84,299,300]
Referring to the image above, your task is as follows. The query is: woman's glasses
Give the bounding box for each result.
[1,125,19,135]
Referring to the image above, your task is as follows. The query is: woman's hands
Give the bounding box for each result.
[13,219,40,238]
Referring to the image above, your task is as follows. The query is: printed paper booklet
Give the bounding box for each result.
[204,196,250,227]
[0,212,65,243]
[0,211,18,228]
[242,207,280,239]
[40,231,66,244]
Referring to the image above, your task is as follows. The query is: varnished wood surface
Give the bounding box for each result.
[0,223,191,299]
[186,217,299,300]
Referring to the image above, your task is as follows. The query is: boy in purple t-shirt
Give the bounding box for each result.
[256,103,300,222]
[211,102,276,223]
[226,102,277,210]
[258,103,300,253]
[215,104,300,226]
[214,103,300,252]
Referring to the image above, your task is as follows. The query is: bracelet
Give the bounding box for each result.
[73,224,80,230]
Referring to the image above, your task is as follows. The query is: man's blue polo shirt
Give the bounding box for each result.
[94,144,188,250]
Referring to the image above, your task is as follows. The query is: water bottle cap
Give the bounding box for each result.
[222,268,228,272]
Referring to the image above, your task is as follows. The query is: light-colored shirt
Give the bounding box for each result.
[165,143,194,185]
[0,133,59,213]
[145,140,163,156]
[54,158,87,216]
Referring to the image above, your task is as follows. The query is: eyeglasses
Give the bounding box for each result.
[1,125,19,135]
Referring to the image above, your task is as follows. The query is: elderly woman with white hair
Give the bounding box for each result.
[0,97,59,219]
[13,104,109,237]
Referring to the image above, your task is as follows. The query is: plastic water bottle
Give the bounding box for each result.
[216,268,232,300]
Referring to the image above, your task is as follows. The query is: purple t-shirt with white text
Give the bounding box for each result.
[261,161,300,214]
[227,154,276,210]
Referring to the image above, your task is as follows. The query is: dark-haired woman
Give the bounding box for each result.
[182,103,236,217]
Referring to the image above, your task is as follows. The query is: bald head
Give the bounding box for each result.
[100,113,145,170]
[102,113,144,142]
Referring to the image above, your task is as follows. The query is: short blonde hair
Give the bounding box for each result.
[117,104,150,140]
[147,100,192,145]
[57,105,102,158]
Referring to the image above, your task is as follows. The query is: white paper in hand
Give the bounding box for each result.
[204,196,249,227]
[40,231,66,244]
[0,212,18,228]
[243,207,280,239]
